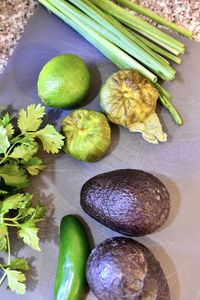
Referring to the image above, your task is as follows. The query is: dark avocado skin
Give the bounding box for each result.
[86,237,170,300]
[80,169,170,236]
[137,241,170,300]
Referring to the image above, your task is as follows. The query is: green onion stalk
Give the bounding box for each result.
[116,0,192,38]
[39,0,157,82]
[90,0,185,55]
[67,0,176,81]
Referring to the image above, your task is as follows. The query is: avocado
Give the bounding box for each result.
[86,237,170,300]
[81,169,170,236]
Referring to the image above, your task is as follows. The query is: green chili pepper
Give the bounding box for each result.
[54,215,90,300]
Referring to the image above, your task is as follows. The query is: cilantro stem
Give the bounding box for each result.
[4,223,20,228]
[0,141,19,165]
[3,214,21,222]
[7,234,11,265]
[0,272,6,286]
[0,234,10,286]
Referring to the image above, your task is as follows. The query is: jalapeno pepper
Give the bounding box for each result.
[54,215,90,300]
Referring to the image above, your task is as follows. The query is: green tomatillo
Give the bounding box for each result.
[61,109,111,162]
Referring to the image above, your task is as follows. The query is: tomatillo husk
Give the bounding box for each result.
[100,69,167,144]
[61,109,111,162]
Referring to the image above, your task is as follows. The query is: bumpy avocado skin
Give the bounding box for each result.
[86,237,170,300]
[80,169,170,236]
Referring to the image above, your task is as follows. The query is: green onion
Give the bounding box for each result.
[116,0,192,38]
[68,0,176,80]
[129,31,182,65]
[154,83,172,100]
[38,0,157,82]
[90,0,185,55]
[158,95,182,125]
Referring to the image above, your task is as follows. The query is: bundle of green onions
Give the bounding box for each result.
[38,0,192,125]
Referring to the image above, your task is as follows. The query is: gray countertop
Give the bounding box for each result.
[0,3,200,300]
[0,0,200,74]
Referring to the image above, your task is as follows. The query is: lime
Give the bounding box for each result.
[37,54,91,108]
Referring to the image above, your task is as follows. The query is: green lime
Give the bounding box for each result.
[37,54,91,108]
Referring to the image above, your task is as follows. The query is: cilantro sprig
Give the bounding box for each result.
[0,104,64,186]
[0,193,45,294]
[0,104,64,294]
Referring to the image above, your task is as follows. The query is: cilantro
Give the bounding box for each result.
[0,126,10,155]
[4,269,26,295]
[0,113,14,138]
[36,124,64,154]
[1,193,32,215]
[0,104,64,295]
[1,113,10,126]
[22,157,46,176]
[0,192,45,294]
[0,189,8,195]
[18,220,41,251]
[18,104,45,132]
[34,204,46,220]
[9,143,38,160]
[5,124,14,138]
[8,258,29,271]
[0,236,7,252]
[0,224,8,252]
[0,103,64,188]
[0,163,29,188]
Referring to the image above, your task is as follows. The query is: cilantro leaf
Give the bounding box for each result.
[18,220,40,251]
[33,204,46,220]
[0,189,8,195]
[36,124,64,153]
[22,157,46,176]
[0,236,7,252]
[0,162,29,187]
[11,135,35,146]
[0,223,8,236]
[18,104,45,132]
[18,207,35,219]
[9,143,38,161]
[5,124,14,138]
[1,113,11,127]
[19,202,45,221]
[1,193,32,215]
[0,125,10,154]
[0,223,8,252]
[5,269,26,295]
[8,258,29,271]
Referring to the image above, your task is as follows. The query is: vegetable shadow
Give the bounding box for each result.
[1,104,19,130]
[43,107,66,128]
[152,171,181,232]
[37,194,59,245]
[81,63,102,107]
[106,123,120,156]
[7,230,39,291]
[25,256,38,292]
[74,214,95,250]
[1,104,18,116]
[174,70,184,83]
[134,236,180,300]
[27,188,59,246]
[74,214,94,300]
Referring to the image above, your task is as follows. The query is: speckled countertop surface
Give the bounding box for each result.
[0,0,200,74]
